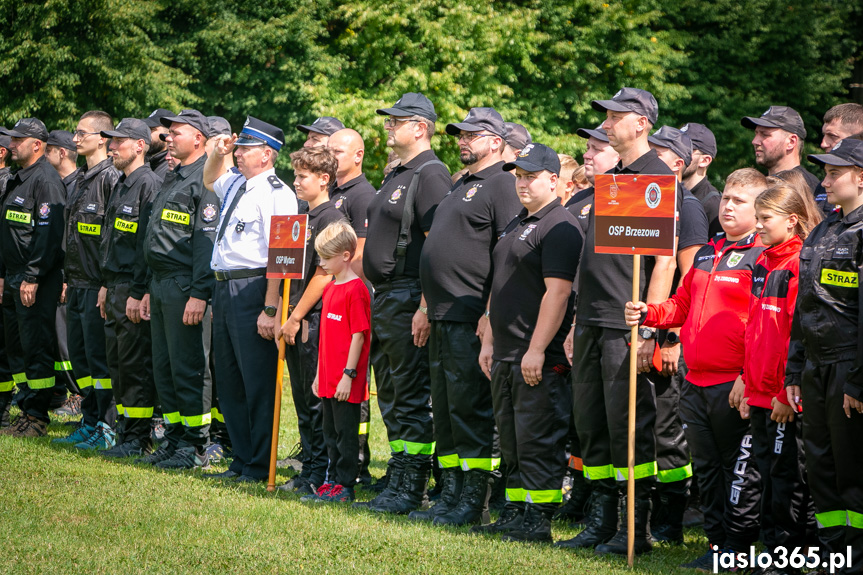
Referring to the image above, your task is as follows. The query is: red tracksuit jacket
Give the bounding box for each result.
[742,235,802,409]
[643,232,765,387]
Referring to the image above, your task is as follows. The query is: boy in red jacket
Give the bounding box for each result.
[740,182,821,568]
[625,168,767,570]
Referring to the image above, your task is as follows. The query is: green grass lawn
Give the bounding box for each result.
[0,386,707,574]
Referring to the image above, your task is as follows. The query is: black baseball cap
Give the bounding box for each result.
[143,108,174,129]
[296,116,344,136]
[591,87,659,126]
[446,107,506,137]
[0,118,50,141]
[504,122,532,149]
[576,124,610,143]
[741,106,807,139]
[208,116,232,137]
[503,143,561,175]
[160,109,210,137]
[808,138,863,169]
[648,125,693,166]
[101,118,151,144]
[235,116,285,151]
[376,92,437,122]
[680,122,717,158]
[46,130,76,151]
[0,134,11,150]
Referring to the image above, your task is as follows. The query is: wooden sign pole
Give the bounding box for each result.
[627,254,640,567]
[267,281,291,492]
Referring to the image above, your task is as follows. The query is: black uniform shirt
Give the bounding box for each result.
[786,204,863,400]
[330,173,374,238]
[576,149,674,330]
[101,164,161,299]
[680,186,709,251]
[0,166,13,199]
[289,200,346,310]
[489,201,582,366]
[143,153,219,301]
[65,158,120,287]
[363,149,451,286]
[690,177,722,239]
[61,168,81,200]
[420,161,520,323]
[148,150,170,181]
[0,156,66,288]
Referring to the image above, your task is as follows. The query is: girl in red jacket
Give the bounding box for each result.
[740,183,821,568]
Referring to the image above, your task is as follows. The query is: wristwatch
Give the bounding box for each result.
[665,332,680,345]
[638,327,655,340]
[418,305,428,315]
[344,368,358,379]
[263,306,277,317]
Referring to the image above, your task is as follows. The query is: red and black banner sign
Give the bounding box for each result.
[267,215,308,279]
[594,174,678,257]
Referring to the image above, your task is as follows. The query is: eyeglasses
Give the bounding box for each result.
[457,133,494,143]
[73,130,100,139]
[383,117,421,129]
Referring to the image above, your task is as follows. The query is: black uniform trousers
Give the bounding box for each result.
[801,359,863,572]
[2,270,63,422]
[750,406,815,556]
[212,276,277,479]
[490,360,570,504]
[571,324,657,497]
[149,275,210,448]
[67,286,114,427]
[104,283,155,441]
[679,380,761,551]
[429,320,498,471]
[203,308,230,448]
[654,357,692,496]
[0,301,12,406]
[284,310,327,483]
[54,303,77,395]
[369,278,434,456]
[322,397,362,487]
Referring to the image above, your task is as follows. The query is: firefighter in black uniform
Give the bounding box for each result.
[786,138,863,573]
[0,134,13,427]
[475,143,582,542]
[680,123,722,238]
[97,118,162,457]
[140,109,219,469]
[0,118,66,437]
[143,109,173,181]
[357,93,451,514]
[56,111,120,450]
[414,107,520,527]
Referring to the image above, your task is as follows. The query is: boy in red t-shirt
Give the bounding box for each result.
[310,220,371,503]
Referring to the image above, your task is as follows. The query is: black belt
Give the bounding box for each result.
[372,276,421,294]
[214,267,267,281]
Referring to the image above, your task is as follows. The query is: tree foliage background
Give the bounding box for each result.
[1,0,861,185]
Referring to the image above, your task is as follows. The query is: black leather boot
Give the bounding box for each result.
[651,492,686,545]
[554,491,620,549]
[370,454,430,514]
[433,469,491,526]
[500,503,556,543]
[353,453,405,509]
[408,467,463,522]
[470,501,524,535]
[553,472,592,524]
[595,496,653,555]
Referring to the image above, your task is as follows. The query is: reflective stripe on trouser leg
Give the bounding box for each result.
[0,380,14,393]
[654,367,692,487]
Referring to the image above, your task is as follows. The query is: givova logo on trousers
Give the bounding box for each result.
[730,434,753,505]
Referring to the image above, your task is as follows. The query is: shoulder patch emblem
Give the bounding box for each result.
[727,253,744,268]
[305,228,312,242]
[335,198,344,209]
[581,203,592,216]
[39,203,50,218]
[463,186,478,202]
[202,204,217,222]
[268,175,283,189]
[389,188,403,204]
[519,223,538,241]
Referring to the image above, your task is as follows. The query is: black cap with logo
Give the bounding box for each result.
[576,124,610,143]
[376,93,437,122]
[591,87,659,125]
[296,116,345,136]
[503,143,561,175]
[46,130,76,151]
[504,122,532,150]
[101,118,152,144]
[808,138,863,169]
[446,107,506,137]
[741,106,807,139]
[0,118,50,141]
[680,122,717,158]
[160,109,211,137]
[143,108,174,129]
[648,125,693,166]
[207,116,232,137]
